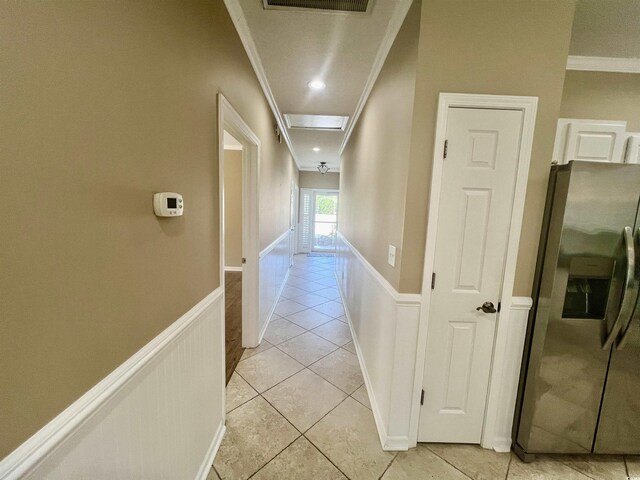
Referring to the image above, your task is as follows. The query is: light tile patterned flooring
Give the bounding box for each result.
[209,255,640,480]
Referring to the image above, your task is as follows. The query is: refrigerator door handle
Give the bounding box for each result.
[603,226,637,350]
[616,227,640,350]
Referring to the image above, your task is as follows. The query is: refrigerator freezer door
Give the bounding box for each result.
[516,162,640,454]
[595,211,640,453]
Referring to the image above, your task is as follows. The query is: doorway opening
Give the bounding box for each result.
[298,188,339,254]
[218,94,261,386]
[223,131,244,383]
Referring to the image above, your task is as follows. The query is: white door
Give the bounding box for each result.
[418,107,523,443]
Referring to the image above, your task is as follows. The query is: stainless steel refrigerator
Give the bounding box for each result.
[513,161,640,461]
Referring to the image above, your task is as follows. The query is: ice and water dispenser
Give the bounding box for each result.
[562,256,614,320]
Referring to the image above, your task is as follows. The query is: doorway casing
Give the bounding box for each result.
[218,93,261,348]
[410,93,538,450]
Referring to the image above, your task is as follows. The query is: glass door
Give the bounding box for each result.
[312,191,338,252]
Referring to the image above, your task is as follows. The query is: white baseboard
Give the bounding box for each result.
[1,288,225,480]
[195,424,226,480]
[224,266,242,272]
[335,233,421,452]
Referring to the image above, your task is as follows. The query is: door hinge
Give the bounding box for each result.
[242,257,247,264]
[443,140,448,159]
[420,389,425,405]
[497,301,501,313]
[431,272,436,290]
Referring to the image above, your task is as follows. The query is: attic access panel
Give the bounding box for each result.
[284,114,349,131]
[263,0,372,14]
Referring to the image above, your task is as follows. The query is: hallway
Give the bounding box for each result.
[209,255,638,480]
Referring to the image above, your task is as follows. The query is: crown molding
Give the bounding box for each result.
[566,55,640,74]
[338,0,413,155]
[223,0,301,170]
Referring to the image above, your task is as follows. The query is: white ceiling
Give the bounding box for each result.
[570,0,640,59]
[232,0,412,171]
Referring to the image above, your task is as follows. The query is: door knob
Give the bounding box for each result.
[476,302,496,314]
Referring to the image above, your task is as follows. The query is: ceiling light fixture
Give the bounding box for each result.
[312,147,320,152]
[308,80,326,90]
[317,162,330,174]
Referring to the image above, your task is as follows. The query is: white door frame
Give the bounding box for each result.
[410,93,538,450]
[218,93,261,347]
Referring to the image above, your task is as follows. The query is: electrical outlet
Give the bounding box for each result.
[388,245,396,267]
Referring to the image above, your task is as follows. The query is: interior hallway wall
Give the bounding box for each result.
[339,0,421,291]
[399,0,576,295]
[340,0,576,296]
[0,0,297,458]
[560,71,640,131]
[299,171,340,190]
[224,149,243,268]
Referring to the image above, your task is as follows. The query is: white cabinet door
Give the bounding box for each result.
[553,119,627,165]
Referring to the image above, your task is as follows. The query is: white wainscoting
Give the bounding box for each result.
[335,233,421,451]
[482,296,533,452]
[0,289,225,480]
[258,230,291,342]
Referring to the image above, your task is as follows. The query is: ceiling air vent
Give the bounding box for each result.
[284,114,349,131]
[263,0,372,14]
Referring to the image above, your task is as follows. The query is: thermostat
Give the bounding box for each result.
[153,192,184,217]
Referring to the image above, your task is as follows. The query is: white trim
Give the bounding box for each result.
[338,233,421,305]
[259,229,291,259]
[223,0,300,169]
[337,280,391,450]
[219,93,261,347]
[0,288,224,479]
[339,0,413,155]
[410,93,538,449]
[224,266,243,272]
[195,423,227,480]
[566,55,640,74]
[335,233,421,451]
[487,296,533,453]
[259,268,290,344]
[223,144,243,151]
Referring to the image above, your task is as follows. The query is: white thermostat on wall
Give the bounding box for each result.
[153,192,184,217]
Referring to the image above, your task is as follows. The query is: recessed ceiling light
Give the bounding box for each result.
[308,80,325,90]
[313,147,321,152]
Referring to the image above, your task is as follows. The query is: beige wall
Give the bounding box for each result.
[560,71,640,131]
[400,0,576,295]
[339,0,421,290]
[340,0,576,294]
[224,150,243,268]
[299,171,340,190]
[0,0,296,458]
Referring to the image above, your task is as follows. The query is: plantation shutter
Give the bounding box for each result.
[299,189,312,253]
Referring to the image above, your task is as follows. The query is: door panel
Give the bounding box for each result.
[419,107,523,443]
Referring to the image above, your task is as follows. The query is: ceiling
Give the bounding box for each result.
[570,0,640,58]
[231,0,412,171]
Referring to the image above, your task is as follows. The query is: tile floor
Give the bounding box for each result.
[209,254,639,480]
